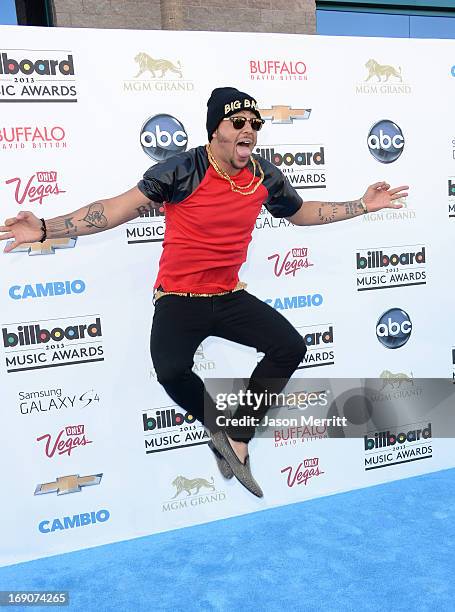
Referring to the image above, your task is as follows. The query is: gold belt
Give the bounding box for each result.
[154,281,247,302]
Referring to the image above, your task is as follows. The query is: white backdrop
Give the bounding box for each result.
[1,25,454,566]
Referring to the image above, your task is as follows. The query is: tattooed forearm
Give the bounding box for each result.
[46,216,78,237]
[316,200,362,224]
[344,201,362,217]
[45,200,112,239]
[318,203,338,224]
[80,202,108,229]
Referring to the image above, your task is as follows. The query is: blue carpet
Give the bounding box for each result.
[1,469,454,612]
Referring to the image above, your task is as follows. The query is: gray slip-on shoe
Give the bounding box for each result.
[208,441,234,479]
[210,430,264,498]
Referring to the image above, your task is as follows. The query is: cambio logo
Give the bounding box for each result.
[140,114,187,161]
[367,120,404,163]
[376,308,412,349]
[9,280,85,300]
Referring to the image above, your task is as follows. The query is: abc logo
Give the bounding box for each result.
[367,120,404,164]
[140,114,188,162]
[376,308,412,349]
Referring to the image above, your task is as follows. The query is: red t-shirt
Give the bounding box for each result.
[138,146,302,293]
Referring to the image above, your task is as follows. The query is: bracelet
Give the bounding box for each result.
[359,198,369,214]
[39,218,47,243]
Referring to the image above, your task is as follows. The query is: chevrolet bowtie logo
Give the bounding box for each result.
[259,105,311,124]
[6,237,77,256]
[34,473,103,496]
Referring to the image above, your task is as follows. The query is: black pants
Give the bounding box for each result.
[150,290,307,442]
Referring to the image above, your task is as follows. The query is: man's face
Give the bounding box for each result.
[211,111,259,172]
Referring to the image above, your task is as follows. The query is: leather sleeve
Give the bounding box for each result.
[255,155,303,218]
[137,146,209,203]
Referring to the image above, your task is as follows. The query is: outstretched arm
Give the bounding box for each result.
[287,182,409,226]
[0,186,154,252]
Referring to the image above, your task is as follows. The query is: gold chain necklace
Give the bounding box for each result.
[206,144,264,196]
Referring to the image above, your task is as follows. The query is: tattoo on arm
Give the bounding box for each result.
[318,203,338,224]
[316,200,362,224]
[344,201,361,217]
[46,216,79,237]
[80,202,108,229]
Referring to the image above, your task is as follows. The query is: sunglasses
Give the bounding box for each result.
[223,116,265,131]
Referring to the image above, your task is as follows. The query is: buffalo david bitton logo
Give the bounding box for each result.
[124,52,194,93]
[162,474,226,512]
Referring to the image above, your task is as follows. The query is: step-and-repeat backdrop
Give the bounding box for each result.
[1,25,454,566]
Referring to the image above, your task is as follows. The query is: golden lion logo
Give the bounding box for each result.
[365,59,402,83]
[134,52,183,79]
[172,475,215,498]
[380,370,414,390]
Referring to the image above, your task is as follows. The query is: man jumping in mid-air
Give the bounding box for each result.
[0,87,408,497]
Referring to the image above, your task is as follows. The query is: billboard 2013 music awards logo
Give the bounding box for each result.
[0,125,67,151]
[0,50,77,102]
[124,51,194,93]
[355,245,426,291]
[296,324,334,369]
[255,144,327,191]
[364,422,432,470]
[249,60,308,81]
[126,201,165,244]
[2,315,104,373]
[5,171,66,205]
[142,404,208,453]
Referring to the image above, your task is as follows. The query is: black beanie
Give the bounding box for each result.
[206,87,261,140]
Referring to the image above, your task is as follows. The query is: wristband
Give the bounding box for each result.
[39,218,47,243]
[359,198,368,214]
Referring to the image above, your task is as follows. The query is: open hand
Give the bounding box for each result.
[362,182,409,213]
[0,211,43,252]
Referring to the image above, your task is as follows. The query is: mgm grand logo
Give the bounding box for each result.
[380,369,414,390]
[124,52,194,92]
[356,59,411,95]
[367,370,422,403]
[162,474,226,512]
